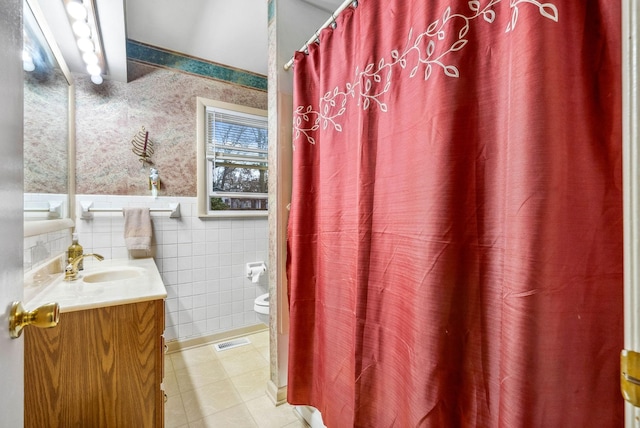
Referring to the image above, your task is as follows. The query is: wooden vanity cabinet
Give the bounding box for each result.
[24,299,165,428]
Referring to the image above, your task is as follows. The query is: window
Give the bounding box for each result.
[197,98,268,217]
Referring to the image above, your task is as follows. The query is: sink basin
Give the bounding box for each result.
[82,268,144,283]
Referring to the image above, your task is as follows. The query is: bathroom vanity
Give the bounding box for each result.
[23,258,167,427]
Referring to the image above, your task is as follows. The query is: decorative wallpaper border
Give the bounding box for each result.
[126,39,268,92]
[268,0,275,25]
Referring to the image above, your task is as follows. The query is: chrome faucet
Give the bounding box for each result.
[64,253,104,281]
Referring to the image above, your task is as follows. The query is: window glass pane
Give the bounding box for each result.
[208,110,268,154]
[211,160,268,193]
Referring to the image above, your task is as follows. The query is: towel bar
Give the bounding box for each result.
[24,201,63,218]
[80,201,181,219]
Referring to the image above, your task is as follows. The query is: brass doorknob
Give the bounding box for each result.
[9,301,60,339]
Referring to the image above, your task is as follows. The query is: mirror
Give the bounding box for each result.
[23,0,74,234]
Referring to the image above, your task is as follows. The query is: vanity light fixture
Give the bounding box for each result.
[63,0,106,85]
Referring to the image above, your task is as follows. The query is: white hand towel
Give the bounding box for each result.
[123,208,152,251]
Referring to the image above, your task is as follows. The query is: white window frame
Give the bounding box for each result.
[197,97,268,218]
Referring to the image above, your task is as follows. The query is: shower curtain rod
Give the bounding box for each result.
[283,0,357,71]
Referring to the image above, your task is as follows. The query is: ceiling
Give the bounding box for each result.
[38,0,343,82]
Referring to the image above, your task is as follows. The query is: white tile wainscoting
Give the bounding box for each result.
[74,195,269,342]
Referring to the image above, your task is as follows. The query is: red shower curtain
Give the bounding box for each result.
[287,1,623,426]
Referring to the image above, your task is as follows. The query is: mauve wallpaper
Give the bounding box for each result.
[75,61,267,196]
[24,69,69,194]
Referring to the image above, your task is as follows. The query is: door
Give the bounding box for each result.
[0,0,26,426]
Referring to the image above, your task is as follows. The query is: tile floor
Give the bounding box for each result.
[164,329,308,428]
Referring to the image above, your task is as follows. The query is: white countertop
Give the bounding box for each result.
[25,257,167,313]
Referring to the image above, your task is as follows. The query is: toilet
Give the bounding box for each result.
[254,293,269,325]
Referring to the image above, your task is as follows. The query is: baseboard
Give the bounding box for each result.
[266,379,288,406]
[165,324,267,354]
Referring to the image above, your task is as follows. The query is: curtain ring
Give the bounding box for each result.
[330,15,337,29]
[351,0,358,8]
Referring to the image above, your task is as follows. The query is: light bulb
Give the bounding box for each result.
[22,51,35,71]
[72,20,91,38]
[82,51,99,65]
[66,1,87,20]
[86,63,101,75]
[91,74,103,85]
[77,37,95,52]
[23,60,35,72]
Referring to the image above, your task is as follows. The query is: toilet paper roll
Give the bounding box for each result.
[248,265,266,283]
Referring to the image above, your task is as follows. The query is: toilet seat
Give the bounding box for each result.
[254,293,269,315]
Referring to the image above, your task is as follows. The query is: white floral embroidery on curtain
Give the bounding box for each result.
[292,0,559,145]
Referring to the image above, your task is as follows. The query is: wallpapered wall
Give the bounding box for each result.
[75,61,268,196]
[24,70,69,194]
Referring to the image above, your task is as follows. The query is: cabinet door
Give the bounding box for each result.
[25,299,165,428]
